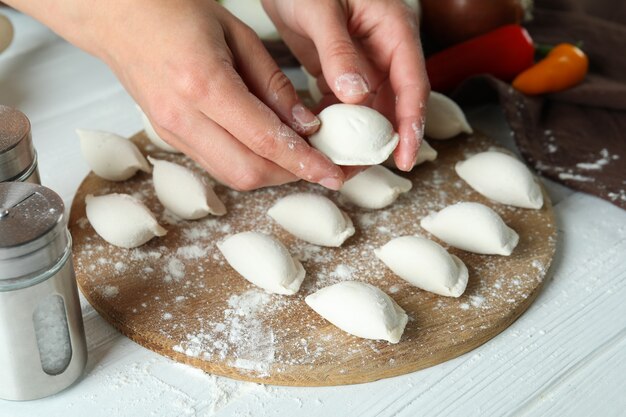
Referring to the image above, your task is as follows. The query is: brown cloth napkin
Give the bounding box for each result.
[452,0,626,209]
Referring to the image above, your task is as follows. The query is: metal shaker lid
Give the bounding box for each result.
[0,106,36,182]
[0,182,68,281]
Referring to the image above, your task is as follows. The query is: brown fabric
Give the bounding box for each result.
[453,0,626,209]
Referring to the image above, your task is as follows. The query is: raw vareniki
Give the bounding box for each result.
[305,281,408,343]
[425,92,473,140]
[148,157,226,220]
[383,139,438,170]
[85,193,167,248]
[137,106,180,153]
[340,165,412,210]
[375,236,468,297]
[455,151,544,209]
[420,202,519,256]
[268,193,355,247]
[77,129,151,181]
[217,232,305,295]
[308,104,399,165]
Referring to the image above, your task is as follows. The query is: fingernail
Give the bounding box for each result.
[319,177,343,191]
[291,103,320,133]
[334,73,369,97]
[400,152,414,171]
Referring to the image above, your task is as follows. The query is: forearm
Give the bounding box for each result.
[4,0,130,60]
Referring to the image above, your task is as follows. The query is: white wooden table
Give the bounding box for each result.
[1,11,625,417]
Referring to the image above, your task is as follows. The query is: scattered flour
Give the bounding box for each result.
[176,245,207,259]
[558,172,595,182]
[102,285,119,298]
[576,148,618,171]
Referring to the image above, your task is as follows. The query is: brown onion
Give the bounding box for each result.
[421,0,526,47]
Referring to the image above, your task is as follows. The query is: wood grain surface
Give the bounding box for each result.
[69,131,557,386]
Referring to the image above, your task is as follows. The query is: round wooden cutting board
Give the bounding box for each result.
[69,131,557,386]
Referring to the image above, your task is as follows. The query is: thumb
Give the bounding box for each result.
[299,4,369,103]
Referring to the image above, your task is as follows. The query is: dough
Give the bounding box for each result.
[77,129,151,181]
[221,0,280,41]
[375,236,468,297]
[420,202,519,256]
[302,66,323,103]
[268,193,355,247]
[0,14,13,54]
[455,151,544,209]
[148,157,226,220]
[308,104,400,165]
[217,232,305,295]
[383,139,438,169]
[425,92,473,140]
[85,193,167,248]
[340,165,412,209]
[305,281,408,344]
[137,106,180,153]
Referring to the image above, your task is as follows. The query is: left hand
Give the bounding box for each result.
[262,0,430,171]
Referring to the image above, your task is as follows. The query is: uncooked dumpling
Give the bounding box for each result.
[420,202,519,256]
[340,165,412,209]
[0,14,14,54]
[217,232,305,295]
[308,104,399,165]
[302,66,323,103]
[305,281,408,343]
[77,129,151,181]
[148,157,226,220]
[375,236,468,297]
[221,0,280,41]
[425,92,473,140]
[137,106,180,153]
[268,193,355,247]
[455,151,544,209]
[383,139,438,169]
[85,193,167,248]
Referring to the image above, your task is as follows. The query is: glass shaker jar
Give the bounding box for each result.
[0,181,87,401]
[0,105,40,184]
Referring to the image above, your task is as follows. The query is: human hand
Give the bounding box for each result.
[262,0,430,171]
[9,0,346,190]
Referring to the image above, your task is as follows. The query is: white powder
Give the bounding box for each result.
[558,172,595,182]
[176,245,207,259]
[33,295,71,375]
[469,295,486,309]
[172,289,286,378]
[102,285,119,298]
[330,264,355,280]
[114,261,127,273]
[165,258,185,281]
[576,148,618,171]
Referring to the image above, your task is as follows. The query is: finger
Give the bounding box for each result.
[197,57,345,190]
[150,107,298,190]
[387,12,430,171]
[226,24,320,136]
[342,165,369,181]
[295,2,371,103]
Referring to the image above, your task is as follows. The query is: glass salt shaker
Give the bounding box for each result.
[0,105,40,184]
[0,181,87,401]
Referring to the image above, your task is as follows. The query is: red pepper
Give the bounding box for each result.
[426,24,535,93]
